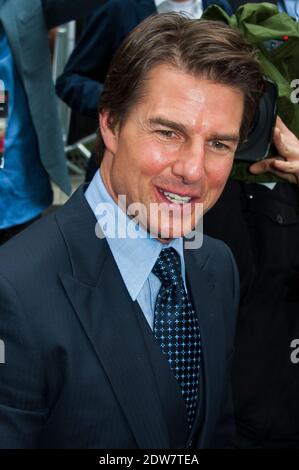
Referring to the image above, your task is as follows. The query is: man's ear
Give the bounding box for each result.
[99,110,119,155]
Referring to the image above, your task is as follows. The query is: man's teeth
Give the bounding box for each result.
[162,190,192,204]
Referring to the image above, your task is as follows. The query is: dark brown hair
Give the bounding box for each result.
[98,13,264,159]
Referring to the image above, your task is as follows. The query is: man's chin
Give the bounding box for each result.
[148,223,196,242]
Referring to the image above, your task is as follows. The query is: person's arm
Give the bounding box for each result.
[41,0,107,29]
[56,0,157,116]
[56,73,103,118]
[249,116,299,186]
[56,3,119,117]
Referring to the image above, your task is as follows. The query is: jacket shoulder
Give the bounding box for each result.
[0,212,68,286]
[202,233,236,266]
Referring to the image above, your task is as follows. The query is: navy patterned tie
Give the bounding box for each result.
[152,248,201,428]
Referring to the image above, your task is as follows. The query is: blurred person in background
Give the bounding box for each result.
[0,0,107,246]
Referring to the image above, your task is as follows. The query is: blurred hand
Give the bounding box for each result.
[249,116,299,186]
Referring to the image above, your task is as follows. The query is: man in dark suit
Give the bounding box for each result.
[0,13,264,448]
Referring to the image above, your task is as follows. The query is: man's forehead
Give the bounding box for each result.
[142,63,244,102]
[138,64,244,111]
[139,64,205,109]
[120,65,243,139]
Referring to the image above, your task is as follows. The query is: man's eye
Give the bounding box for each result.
[210,140,230,151]
[156,130,177,139]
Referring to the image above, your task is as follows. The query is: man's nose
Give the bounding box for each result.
[172,141,205,184]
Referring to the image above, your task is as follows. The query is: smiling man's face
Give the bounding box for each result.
[100,64,244,241]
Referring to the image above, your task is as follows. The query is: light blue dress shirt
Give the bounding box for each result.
[85,169,187,329]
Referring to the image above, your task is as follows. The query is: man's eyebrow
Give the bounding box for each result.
[210,134,240,143]
[148,117,187,134]
[148,118,240,142]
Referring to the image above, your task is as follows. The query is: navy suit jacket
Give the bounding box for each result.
[56,0,234,117]
[0,185,239,448]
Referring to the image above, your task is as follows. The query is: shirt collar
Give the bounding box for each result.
[85,169,186,300]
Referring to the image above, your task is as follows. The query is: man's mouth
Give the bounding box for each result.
[160,190,192,204]
[156,186,197,205]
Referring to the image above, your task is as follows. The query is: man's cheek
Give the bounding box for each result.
[141,148,173,174]
[208,162,233,187]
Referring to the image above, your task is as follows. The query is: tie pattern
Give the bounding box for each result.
[152,248,201,428]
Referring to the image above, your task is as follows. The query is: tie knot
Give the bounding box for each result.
[152,248,183,287]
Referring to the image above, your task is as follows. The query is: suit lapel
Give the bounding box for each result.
[0,0,41,75]
[185,246,227,447]
[0,0,21,72]
[56,186,169,449]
